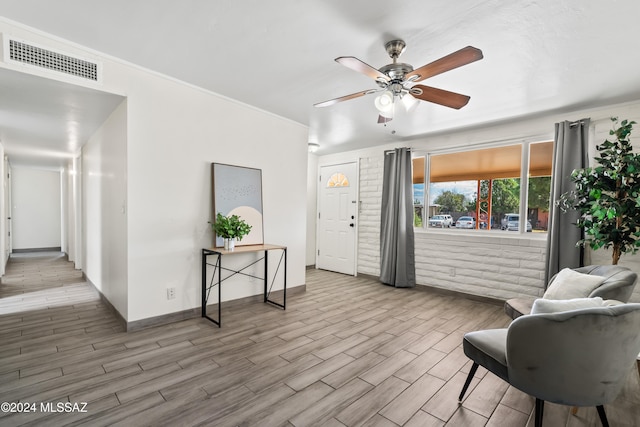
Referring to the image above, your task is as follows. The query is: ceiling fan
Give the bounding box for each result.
[314,40,483,123]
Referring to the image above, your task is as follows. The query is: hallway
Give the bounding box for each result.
[0,252,93,315]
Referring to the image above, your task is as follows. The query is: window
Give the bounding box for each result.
[412,141,553,233]
[327,172,349,187]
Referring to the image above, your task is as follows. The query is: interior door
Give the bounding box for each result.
[317,162,357,275]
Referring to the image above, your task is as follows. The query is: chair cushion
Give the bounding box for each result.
[504,298,534,319]
[463,329,508,382]
[543,268,606,299]
[531,297,604,314]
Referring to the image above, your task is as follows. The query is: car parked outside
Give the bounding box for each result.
[501,213,532,232]
[429,214,453,228]
[455,216,476,229]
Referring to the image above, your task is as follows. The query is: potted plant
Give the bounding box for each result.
[559,117,640,264]
[210,212,252,250]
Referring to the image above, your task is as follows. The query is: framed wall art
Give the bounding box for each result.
[211,163,264,247]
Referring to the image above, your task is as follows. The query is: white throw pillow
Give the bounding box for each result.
[531,297,604,314]
[542,268,606,300]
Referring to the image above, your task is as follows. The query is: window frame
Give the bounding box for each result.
[412,137,552,235]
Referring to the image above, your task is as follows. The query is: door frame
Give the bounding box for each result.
[315,159,360,276]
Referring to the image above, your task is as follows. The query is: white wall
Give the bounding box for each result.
[61,157,83,270]
[10,167,61,250]
[316,100,640,302]
[306,152,318,266]
[1,20,309,323]
[83,100,128,318]
[0,146,5,274]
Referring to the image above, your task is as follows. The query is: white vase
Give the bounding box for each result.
[224,238,236,251]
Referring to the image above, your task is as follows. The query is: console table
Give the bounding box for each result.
[201,244,287,327]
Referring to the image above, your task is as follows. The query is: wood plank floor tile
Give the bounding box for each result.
[115,359,219,403]
[286,352,355,391]
[359,349,417,386]
[462,369,510,418]
[200,383,296,427]
[322,352,387,389]
[394,348,447,383]
[360,414,398,427]
[446,406,488,427]
[240,381,334,427]
[290,378,373,427]
[486,403,530,427]
[422,371,481,422]
[343,332,395,359]
[380,373,446,425]
[280,334,341,362]
[335,376,410,427]
[404,410,445,427]
[313,334,370,360]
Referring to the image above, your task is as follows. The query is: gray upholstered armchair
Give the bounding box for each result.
[504,265,638,319]
[459,303,640,427]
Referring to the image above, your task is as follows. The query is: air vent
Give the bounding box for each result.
[7,38,99,81]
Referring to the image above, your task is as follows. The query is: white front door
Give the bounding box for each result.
[317,162,357,275]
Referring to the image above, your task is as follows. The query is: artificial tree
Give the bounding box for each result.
[559,117,640,264]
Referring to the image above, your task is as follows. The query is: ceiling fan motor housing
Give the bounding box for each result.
[378,62,414,81]
[384,39,406,60]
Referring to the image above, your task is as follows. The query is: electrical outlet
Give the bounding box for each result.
[166,287,176,300]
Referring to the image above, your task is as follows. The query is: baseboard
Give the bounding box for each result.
[357,272,504,306]
[126,307,201,332]
[84,276,128,331]
[128,284,306,331]
[12,247,62,253]
[84,281,307,332]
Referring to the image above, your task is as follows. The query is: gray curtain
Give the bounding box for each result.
[545,118,590,284]
[380,147,416,288]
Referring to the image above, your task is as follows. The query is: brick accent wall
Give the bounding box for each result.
[356,153,547,300]
[414,232,546,300]
[357,155,383,276]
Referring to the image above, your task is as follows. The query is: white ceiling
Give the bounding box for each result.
[1,0,640,165]
[0,67,124,168]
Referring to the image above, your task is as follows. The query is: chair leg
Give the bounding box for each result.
[535,398,544,427]
[458,362,479,402]
[596,405,609,427]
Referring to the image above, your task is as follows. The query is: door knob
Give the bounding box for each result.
[349,223,355,227]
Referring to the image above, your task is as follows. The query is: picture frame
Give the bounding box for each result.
[211,163,264,247]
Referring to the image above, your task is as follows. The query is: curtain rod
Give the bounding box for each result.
[384,148,412,155]
[569,120,587,128]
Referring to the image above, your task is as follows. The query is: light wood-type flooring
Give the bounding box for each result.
[0,252,639,426]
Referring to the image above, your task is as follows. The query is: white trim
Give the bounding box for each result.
[423,133,552,156]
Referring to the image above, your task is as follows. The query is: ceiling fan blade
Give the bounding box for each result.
[314,89,379,108]
[406,46,483,82]
[410,85,471,109]
[335,56,390,83]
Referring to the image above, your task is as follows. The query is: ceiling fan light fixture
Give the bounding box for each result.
[401,93,419,112]
[374,90,394,112]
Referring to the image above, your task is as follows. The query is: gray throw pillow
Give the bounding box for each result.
[543,268,605,300]
[531,297,604,314]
